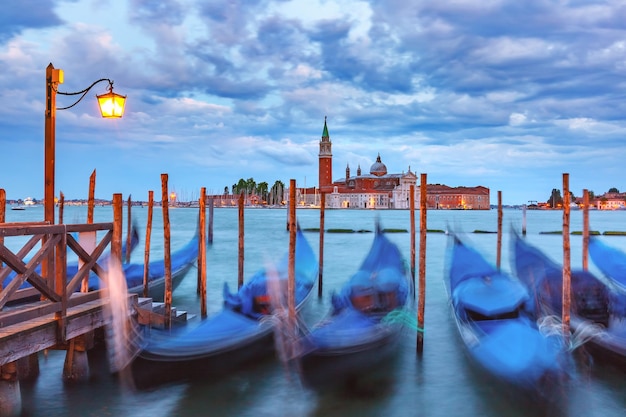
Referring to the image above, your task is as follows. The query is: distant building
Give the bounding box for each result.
[293,118,490,210]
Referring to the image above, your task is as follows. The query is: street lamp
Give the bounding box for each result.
[44,62,126,225]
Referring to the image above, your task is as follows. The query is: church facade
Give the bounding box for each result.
[296,118,490,210]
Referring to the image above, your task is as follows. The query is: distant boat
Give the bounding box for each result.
[11,206,26,211]
[23,197,35,206]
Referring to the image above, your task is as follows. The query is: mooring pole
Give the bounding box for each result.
[161,174,172,328]
[410,184,416,286]
[522,204,527,236]
[288,179,297,323]
[562,173,571,344]
[126,194,132,264]
[143,191,154,298]
[199,187,208,318]
[417,173,427,354]
[318,192,325,298]
[497,191,502,271]
[58,192,65,224]
[208,196,214,245]
[582,189,589,271]
[238,192,244,289]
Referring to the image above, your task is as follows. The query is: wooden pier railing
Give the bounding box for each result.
[0,219,122,366]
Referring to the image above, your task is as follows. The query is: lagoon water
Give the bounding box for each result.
[4,205,626,417]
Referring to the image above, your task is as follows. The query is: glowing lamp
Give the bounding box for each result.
[97,87,126,118]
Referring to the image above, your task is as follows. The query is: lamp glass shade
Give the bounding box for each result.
[96,91,126,118]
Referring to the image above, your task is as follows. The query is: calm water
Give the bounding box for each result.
[4,205,626,417]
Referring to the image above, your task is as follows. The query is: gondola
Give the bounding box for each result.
[130,226,318,388]
[446,234,568,394]
[511,233,626,366]
[297,224,412,389]
[585,236,626,364]
[88,228,199,300]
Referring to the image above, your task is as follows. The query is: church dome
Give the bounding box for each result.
[369,153,387,176]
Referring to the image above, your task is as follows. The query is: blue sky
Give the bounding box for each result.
[1,0,626,205]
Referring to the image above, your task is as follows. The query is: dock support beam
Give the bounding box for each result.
[17,353,40,382]
[62,337,90,383]
[0,362,22,417]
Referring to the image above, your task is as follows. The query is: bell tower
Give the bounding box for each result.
[319,116,333,193]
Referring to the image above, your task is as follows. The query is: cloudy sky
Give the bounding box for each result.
[1,0,625,205]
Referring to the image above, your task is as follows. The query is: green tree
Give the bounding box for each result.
[547,188,563,208]
[257,182,269,202]
[234,178,247,195]
[245,178,256,195]
[223,186,229,195]
[270,180,285,205]
[609,187,619,193]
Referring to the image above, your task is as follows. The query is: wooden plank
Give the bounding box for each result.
[0,294,138,365]
[0,224,66,238]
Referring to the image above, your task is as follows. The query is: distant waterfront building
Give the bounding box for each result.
[293,118,490,210]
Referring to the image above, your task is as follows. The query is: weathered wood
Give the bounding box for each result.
[58,192,64,224]
[88,170,96,224]
[410,184,416,284]
[199,187,207,318]
[417,173,427,354]
[318,192,325,298]
[238,192,244,289]
[288,179,296,323]
[0,234,62,307]
[0,294,138,366]
[160,176,172,328]
[143,191,154,298]
[208,196,214,244]
[562,173,571,343]
[64,232,111,297]
[0,234,44,284]
[126,194,132,263]
[582,189,589,271]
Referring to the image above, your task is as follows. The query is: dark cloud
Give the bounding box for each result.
[0,0,63,43]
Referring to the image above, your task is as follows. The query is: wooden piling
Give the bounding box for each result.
[497,191,502,270]
[161,175,172,328]
[58,192,65,224]
[81,174,96,293]
[417,173,427,354]
[199,188,208,318]
[288,179,297,323]
[112,194,123,262]
[410,184,416,285]
[143,191,154,298]
[562,173,571,343]
[522,204,527,236]
[318,192,325,298]
[582,189,589,271]
[88,170,95,224]
[126,194,132,264]
[238,192,244,289]
[0,361,21,416]
[208,196,214,245]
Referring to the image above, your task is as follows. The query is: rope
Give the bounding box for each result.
[381,309,424,333]
[537,315,606,351]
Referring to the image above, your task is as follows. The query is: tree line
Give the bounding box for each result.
[546,187,621,207]
[224,178,286,205]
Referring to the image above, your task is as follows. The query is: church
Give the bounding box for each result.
[296,118,490,210]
